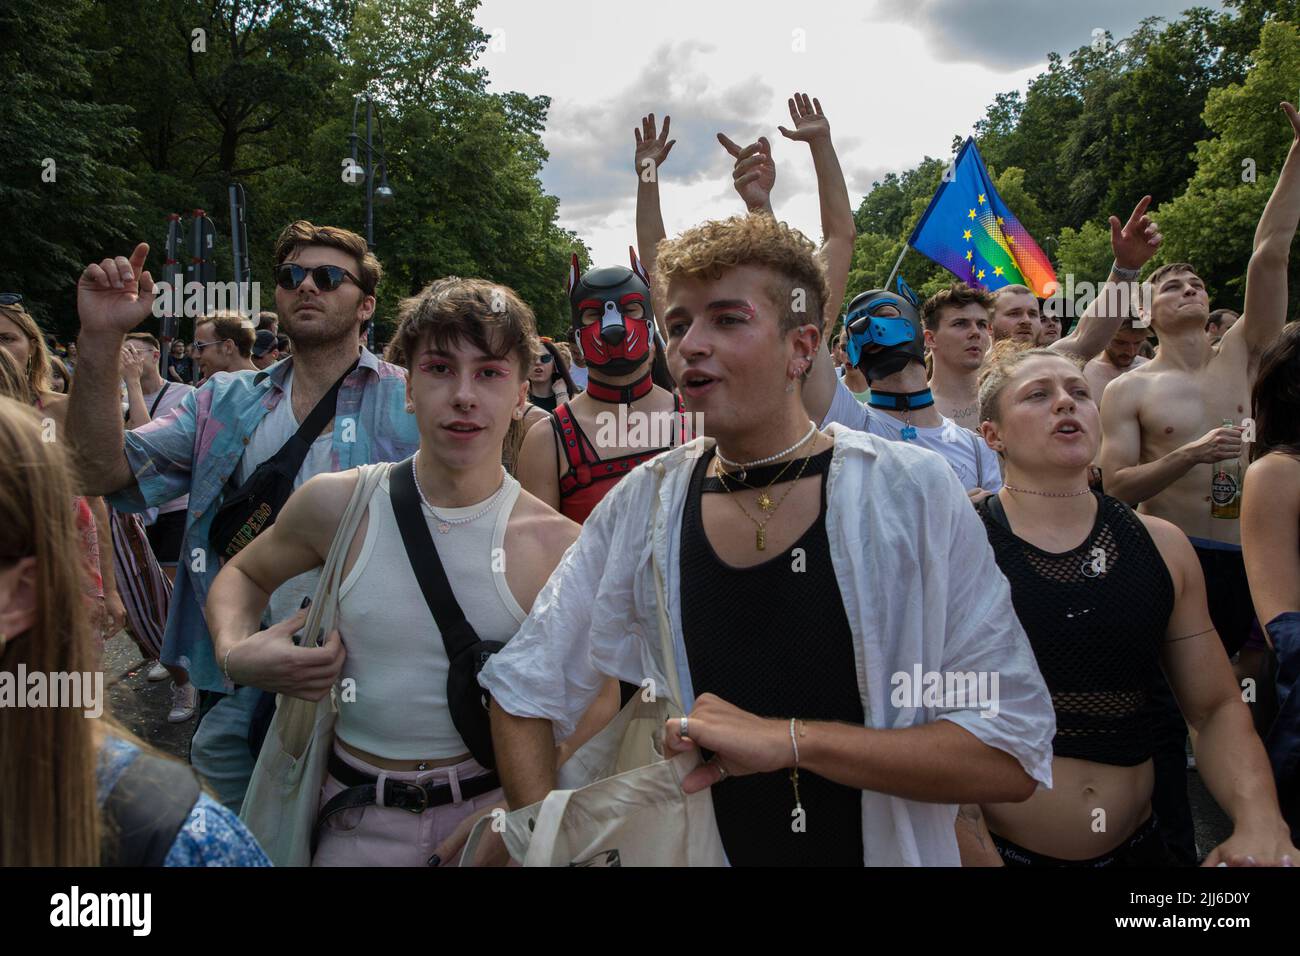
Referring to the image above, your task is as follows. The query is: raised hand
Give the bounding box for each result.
[1109,195,1162,271]
[718,133,776,211]
[119,344,148,384]
[1284,101,1300,143]
[778,92,830,144]
[77,242,156,338]
[633,113,676,179]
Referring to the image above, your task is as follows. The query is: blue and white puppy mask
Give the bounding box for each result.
[843,279,926,382]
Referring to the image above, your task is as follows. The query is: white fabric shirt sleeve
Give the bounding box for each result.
[929,467,1055,787]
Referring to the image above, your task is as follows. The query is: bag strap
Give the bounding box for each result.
[148,382,171,418]
[649,462,684,710]
[271,359,359,476]
[522,787,577,867]
[388,457,482,660]
[968,428,985,489]
[103,751,201,867]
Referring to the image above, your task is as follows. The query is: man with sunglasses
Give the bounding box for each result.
[192,313,257,382]
[66,220,419,811]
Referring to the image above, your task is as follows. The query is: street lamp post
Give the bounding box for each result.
[347,92,394,251]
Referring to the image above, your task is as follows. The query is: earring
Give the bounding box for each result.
[513,408,523,420]
[405,403,414,413]
[785,379,796,394]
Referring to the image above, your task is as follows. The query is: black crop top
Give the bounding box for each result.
[977,492,1175,766]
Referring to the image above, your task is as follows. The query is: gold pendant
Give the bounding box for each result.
[757,492,774,513]
[756,527,766,551]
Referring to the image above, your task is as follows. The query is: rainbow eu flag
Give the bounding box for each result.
[907,137,1056,296]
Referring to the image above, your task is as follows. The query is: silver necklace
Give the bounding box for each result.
[716,422,817,482]
[1002,483,1092,498]
[410,453,507,533]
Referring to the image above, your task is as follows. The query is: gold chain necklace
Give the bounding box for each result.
[715,450,814,551]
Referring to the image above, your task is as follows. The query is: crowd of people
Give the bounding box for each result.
[2,92,1299,868]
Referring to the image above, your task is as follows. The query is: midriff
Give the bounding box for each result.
[337,737,472,771]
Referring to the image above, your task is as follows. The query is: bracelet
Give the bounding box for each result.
[789,717,803,818]
[222,645,236,684]
[1111,260,1141,281]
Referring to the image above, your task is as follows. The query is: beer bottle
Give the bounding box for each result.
[1211,418,1241,519]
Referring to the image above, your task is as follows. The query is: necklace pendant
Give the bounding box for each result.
[756,527,766,551]
[757,492,775,513]
[900,425,918,441]
[437,522,451,534]
[736,469,746,482]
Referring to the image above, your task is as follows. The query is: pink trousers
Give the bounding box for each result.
[312,742,502,867]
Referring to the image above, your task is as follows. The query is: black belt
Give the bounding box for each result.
[311,752,501,856]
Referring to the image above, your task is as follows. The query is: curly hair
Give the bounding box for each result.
[921,283,996,332]
[654,215,829,337]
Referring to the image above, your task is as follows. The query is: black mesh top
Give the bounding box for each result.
[977,492,1175,766]
[680,448,864,866]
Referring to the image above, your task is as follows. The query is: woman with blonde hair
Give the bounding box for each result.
[957,346,1297,866]
[0,396,270,865]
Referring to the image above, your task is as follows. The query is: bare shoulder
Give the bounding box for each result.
[281,467,365,535]
[1135,511,1197,584]
[509,487,581,554]
[1245,451,1300,491]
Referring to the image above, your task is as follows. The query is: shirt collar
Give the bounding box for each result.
[254,347,378,390]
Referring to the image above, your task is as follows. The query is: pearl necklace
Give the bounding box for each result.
[1002,483,1092,498]
[410,453,507,534]
[715,422,818,482]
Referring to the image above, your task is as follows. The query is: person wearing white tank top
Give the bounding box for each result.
[208,278,580,866]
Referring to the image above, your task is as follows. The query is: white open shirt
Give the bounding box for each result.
[480,424,1055,866]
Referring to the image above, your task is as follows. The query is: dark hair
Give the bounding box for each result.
[198,314,256,357]
[256,311,278,331]
[537,338,578,394]
[274,221,382,297]
[1250,321,1300,462]
[1207,308,1238,332]
[394,277,538,375]
[921,283,995,332]
[275,334,290,354]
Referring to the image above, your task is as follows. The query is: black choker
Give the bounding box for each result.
[585,372,653,404]
[867,388,934,412]
[702,447,833,492]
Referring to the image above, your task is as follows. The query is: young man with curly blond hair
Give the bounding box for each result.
[480,214,1056,866]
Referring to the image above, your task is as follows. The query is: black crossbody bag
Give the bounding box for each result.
[389,457,503,769]
[209,361,357,561]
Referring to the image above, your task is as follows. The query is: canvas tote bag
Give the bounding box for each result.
[239,463,386,867]
[461,460,726,866]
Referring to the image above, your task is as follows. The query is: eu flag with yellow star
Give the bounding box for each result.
[907,137,1056,296]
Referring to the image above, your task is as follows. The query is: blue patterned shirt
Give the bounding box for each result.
[108,350,420,692]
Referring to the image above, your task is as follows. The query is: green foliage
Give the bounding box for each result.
[850,3,1300,319]
[4,0,584,343]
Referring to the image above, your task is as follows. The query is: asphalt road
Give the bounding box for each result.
[101,630,1237,862]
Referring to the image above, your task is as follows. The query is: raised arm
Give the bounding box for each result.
[1053,195,1161,362]
[1099,376,1244,505]
[634,112,675,332]
[1231,102,1300,358]
[779,92,855,338]
[206,471,353,698]
[67,243,156,496]
[1242,453,1300,632]
[1145,516,1298,865]
[121,346,151,430]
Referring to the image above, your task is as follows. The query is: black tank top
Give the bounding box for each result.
[680,448,864,866]
[977,492,1175,766]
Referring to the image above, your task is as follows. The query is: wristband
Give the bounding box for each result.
[1111,261,1141,281]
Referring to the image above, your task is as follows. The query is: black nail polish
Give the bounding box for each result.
[301,597,312,608]
[427,854,441,867]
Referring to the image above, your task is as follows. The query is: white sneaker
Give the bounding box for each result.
[146,661,169,682]
[167,682,198,723]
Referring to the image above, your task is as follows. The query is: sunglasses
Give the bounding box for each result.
[274,263,362,293]
[0,293,22,306]
[536,353,554,365]
[192,339,223,352]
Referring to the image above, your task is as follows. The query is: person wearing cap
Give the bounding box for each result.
[251,329,282,370]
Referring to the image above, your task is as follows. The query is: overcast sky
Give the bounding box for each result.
[473,0,1216,265]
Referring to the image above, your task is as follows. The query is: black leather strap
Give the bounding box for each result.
[388,458,481,660]
[148,382,170,418]
[276,358,359,471]
[311,752,500,856]
[103,752,202,867]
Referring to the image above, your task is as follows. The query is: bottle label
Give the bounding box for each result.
[1211,471,1239,505]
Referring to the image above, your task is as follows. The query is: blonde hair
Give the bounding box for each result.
[0,302,51,396]
[654,215,829,337]
[0,348,34,404]
[977,342,1083,426]
[0,397,101,864]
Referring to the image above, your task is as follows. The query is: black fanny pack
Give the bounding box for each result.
[209,361,357,561]
[389,457,503,769]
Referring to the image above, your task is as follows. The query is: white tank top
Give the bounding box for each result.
[334,462,527,759]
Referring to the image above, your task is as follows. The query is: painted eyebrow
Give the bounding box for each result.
[619,292,645,304]
[576,298,604,311]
